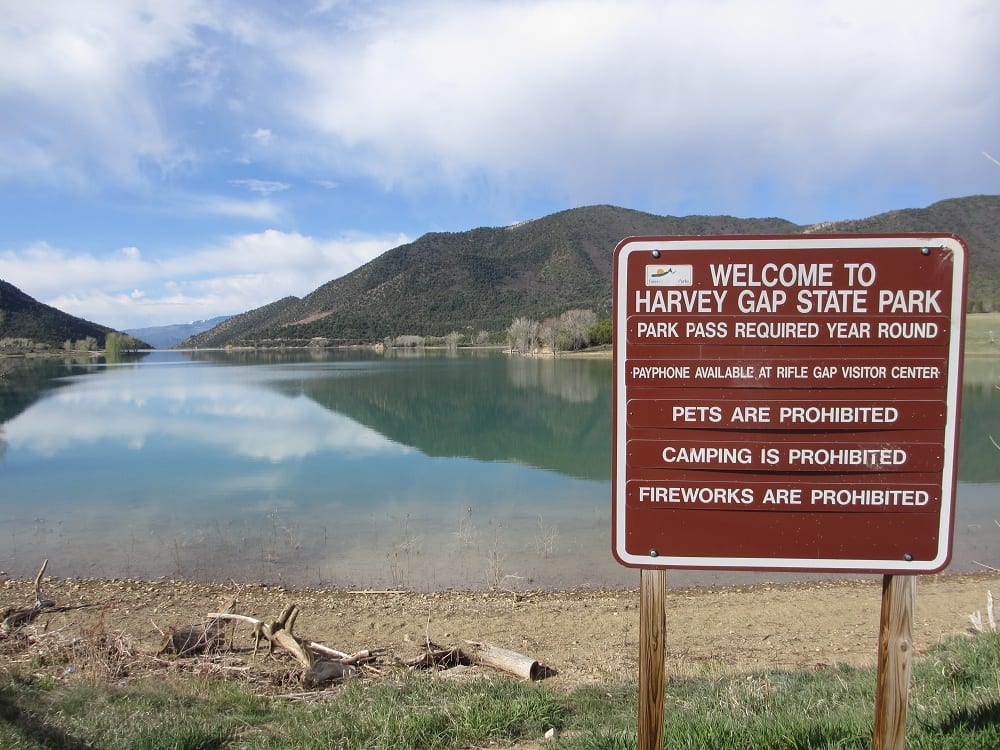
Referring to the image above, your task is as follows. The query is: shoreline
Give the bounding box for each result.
[3,570,998,689]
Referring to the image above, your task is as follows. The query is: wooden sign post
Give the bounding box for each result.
[638,568,667,750]
[873,574,916,750]
[612,235,967,747]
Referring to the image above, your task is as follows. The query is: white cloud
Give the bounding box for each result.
[229,178,291,195]
[0,242,150,297]
[0,0,216,186]
[277,0,1000,209]
[249,128,273,145]
[0,229,409,329]
[195,195,284,221]
[2,1,995,214]
[155,229,395,277]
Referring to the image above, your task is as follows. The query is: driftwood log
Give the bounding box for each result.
[159,595,237,657]
[198,600,548,686]
[464,640,541,680]
[400,638,544,681]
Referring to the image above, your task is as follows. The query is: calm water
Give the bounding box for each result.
[1,350,997,590]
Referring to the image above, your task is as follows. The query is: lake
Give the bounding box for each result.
[1,350,997,590]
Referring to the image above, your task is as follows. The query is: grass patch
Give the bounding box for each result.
[1,633,997,748]
[0,674,274,749]
[964,311,1000,356]
[559,633,1000,749]
[0,672,564,749]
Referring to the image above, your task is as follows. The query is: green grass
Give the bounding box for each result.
[964,312,1000,356]
[1,633,997,749]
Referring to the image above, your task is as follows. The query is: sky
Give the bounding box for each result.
[1,0,998,331]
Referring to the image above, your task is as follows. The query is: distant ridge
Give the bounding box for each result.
[179,297,301,348]
[181,196,999,349]
[126,315,232,349]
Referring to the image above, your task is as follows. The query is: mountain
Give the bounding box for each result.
[126,315,232,349]
[803,194,1000,312]
[181,197,1000,348]
[181,206,798,347]
[0,279,119,349]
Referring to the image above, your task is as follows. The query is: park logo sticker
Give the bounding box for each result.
[645,263,692,287]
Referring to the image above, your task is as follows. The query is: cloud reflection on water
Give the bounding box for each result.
[3,363,408,462]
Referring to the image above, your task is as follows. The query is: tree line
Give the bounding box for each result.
[0,332,144,357]
[507,309,611,355]
[375,308,612,355]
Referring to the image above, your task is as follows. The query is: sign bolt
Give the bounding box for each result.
[921,247,930,256]
[649,549,659,558]
[651,250,661,258]
[903,553,914,561]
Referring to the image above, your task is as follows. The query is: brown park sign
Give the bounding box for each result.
[612,235,968,573]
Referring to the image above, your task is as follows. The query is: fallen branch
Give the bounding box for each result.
[264,604,314,670]
[205,605,375,687]
[400,644,466,670]
[33,559,52,607]
[1,560,57,635]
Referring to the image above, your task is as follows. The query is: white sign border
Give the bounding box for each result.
[613,235,967,572]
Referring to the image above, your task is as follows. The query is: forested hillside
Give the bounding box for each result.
[0,279,118,350]
[182,206,799,347]
[183,196,999,348]
[806,194,1000,312]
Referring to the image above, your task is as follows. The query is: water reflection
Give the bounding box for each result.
[0,351,614,474]
[959,359,1000,483]
[3,370,405,461]
[0,350,996,589]
[507,356,604,403]
[258,353,611,479]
